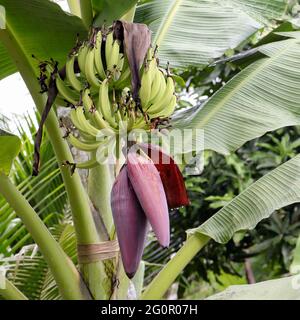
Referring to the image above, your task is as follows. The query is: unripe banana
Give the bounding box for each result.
[76,106,103,137]
[85,47,101,89]
[94,31,106,80]
[66,55,82,92]
[81,88,116,132]
[147,76,175,114]
[70,108,84,131]
[114,58,131,89]
[56,74,80,106]
[149,94,177,119]
[105,32,120,74]
[76,158,100,169]
[132,117,147,129]
[93,110,116,132]
[139,59,157,109]
[148,69,162,104]
[81,88,94,112]
[98,79,117,128]
[70,106,102,137]
[55,95,69,107]
[112,54,124,81]
[117,54,124,73]
[77,45,88,75]
[139,70,152,109]
[68,133,102,151]
[148,70,166,106]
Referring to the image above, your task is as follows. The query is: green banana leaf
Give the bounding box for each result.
[0,129,21,175]
[0,0,87,80]
[1,222,76,300]
[227,0,289,24]
[93,0,138,26]
[188,154,300,243]
[0,115,66,256]
[0,45,17,79]
[173,32,300,155]
[207,275,300,300]
[135,0,288,68]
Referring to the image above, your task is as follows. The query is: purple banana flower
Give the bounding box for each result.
[127,151,170,248]
[111,143,190,278]
[111,166,148,278]
[137,143,190,209]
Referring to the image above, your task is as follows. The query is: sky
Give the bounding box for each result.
[0,0,69,133]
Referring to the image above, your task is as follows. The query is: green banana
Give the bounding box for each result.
[76,158,100,169]
[75,106,102,137]
[139,58,157,109]
[94,31,106,80]
[56,74,80,106]
[149,94,177,119]
[149,70,166,106]
[68,133,102,151]
[70,107,101,137]
[66,55,82,92]
[93,110,116,132]
[105,32,120,74]
[148,76,174,114]
[132,117,147,129]
[114,58,131,89]
[77,45,89,76]
[82,89,115,131]
[85,47,101,89]
[81,88,94,112]
[70,108,84,131]
[148,69,162,104]
[98,79,117,128]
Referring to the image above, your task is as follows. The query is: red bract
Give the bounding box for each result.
[111,166,148,279]
[127,151,170,248]
[111,144,189,278]
[138,143,190,209]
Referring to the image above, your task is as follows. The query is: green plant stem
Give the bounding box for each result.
[0,278,28,300]
[79,0,93,28]
[88,163,114,239]
[1,24,109,299]
[67,0,82,17]
[0,173,90,300]
[86,163,116,299]
[141,234,210,299]
[1,20,99,246]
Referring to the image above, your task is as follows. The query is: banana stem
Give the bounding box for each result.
[0,24,107,299]
[1,22,100,245]
[88,163,114,239]
[0,278,28,300]
[0,173,90,300]
[141,234,210,300]
[79,0,93,28]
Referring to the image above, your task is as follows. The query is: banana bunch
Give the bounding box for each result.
[40,28,179,168]
[139,51,177,119]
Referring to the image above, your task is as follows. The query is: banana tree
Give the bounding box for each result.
[1,0,300,300]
